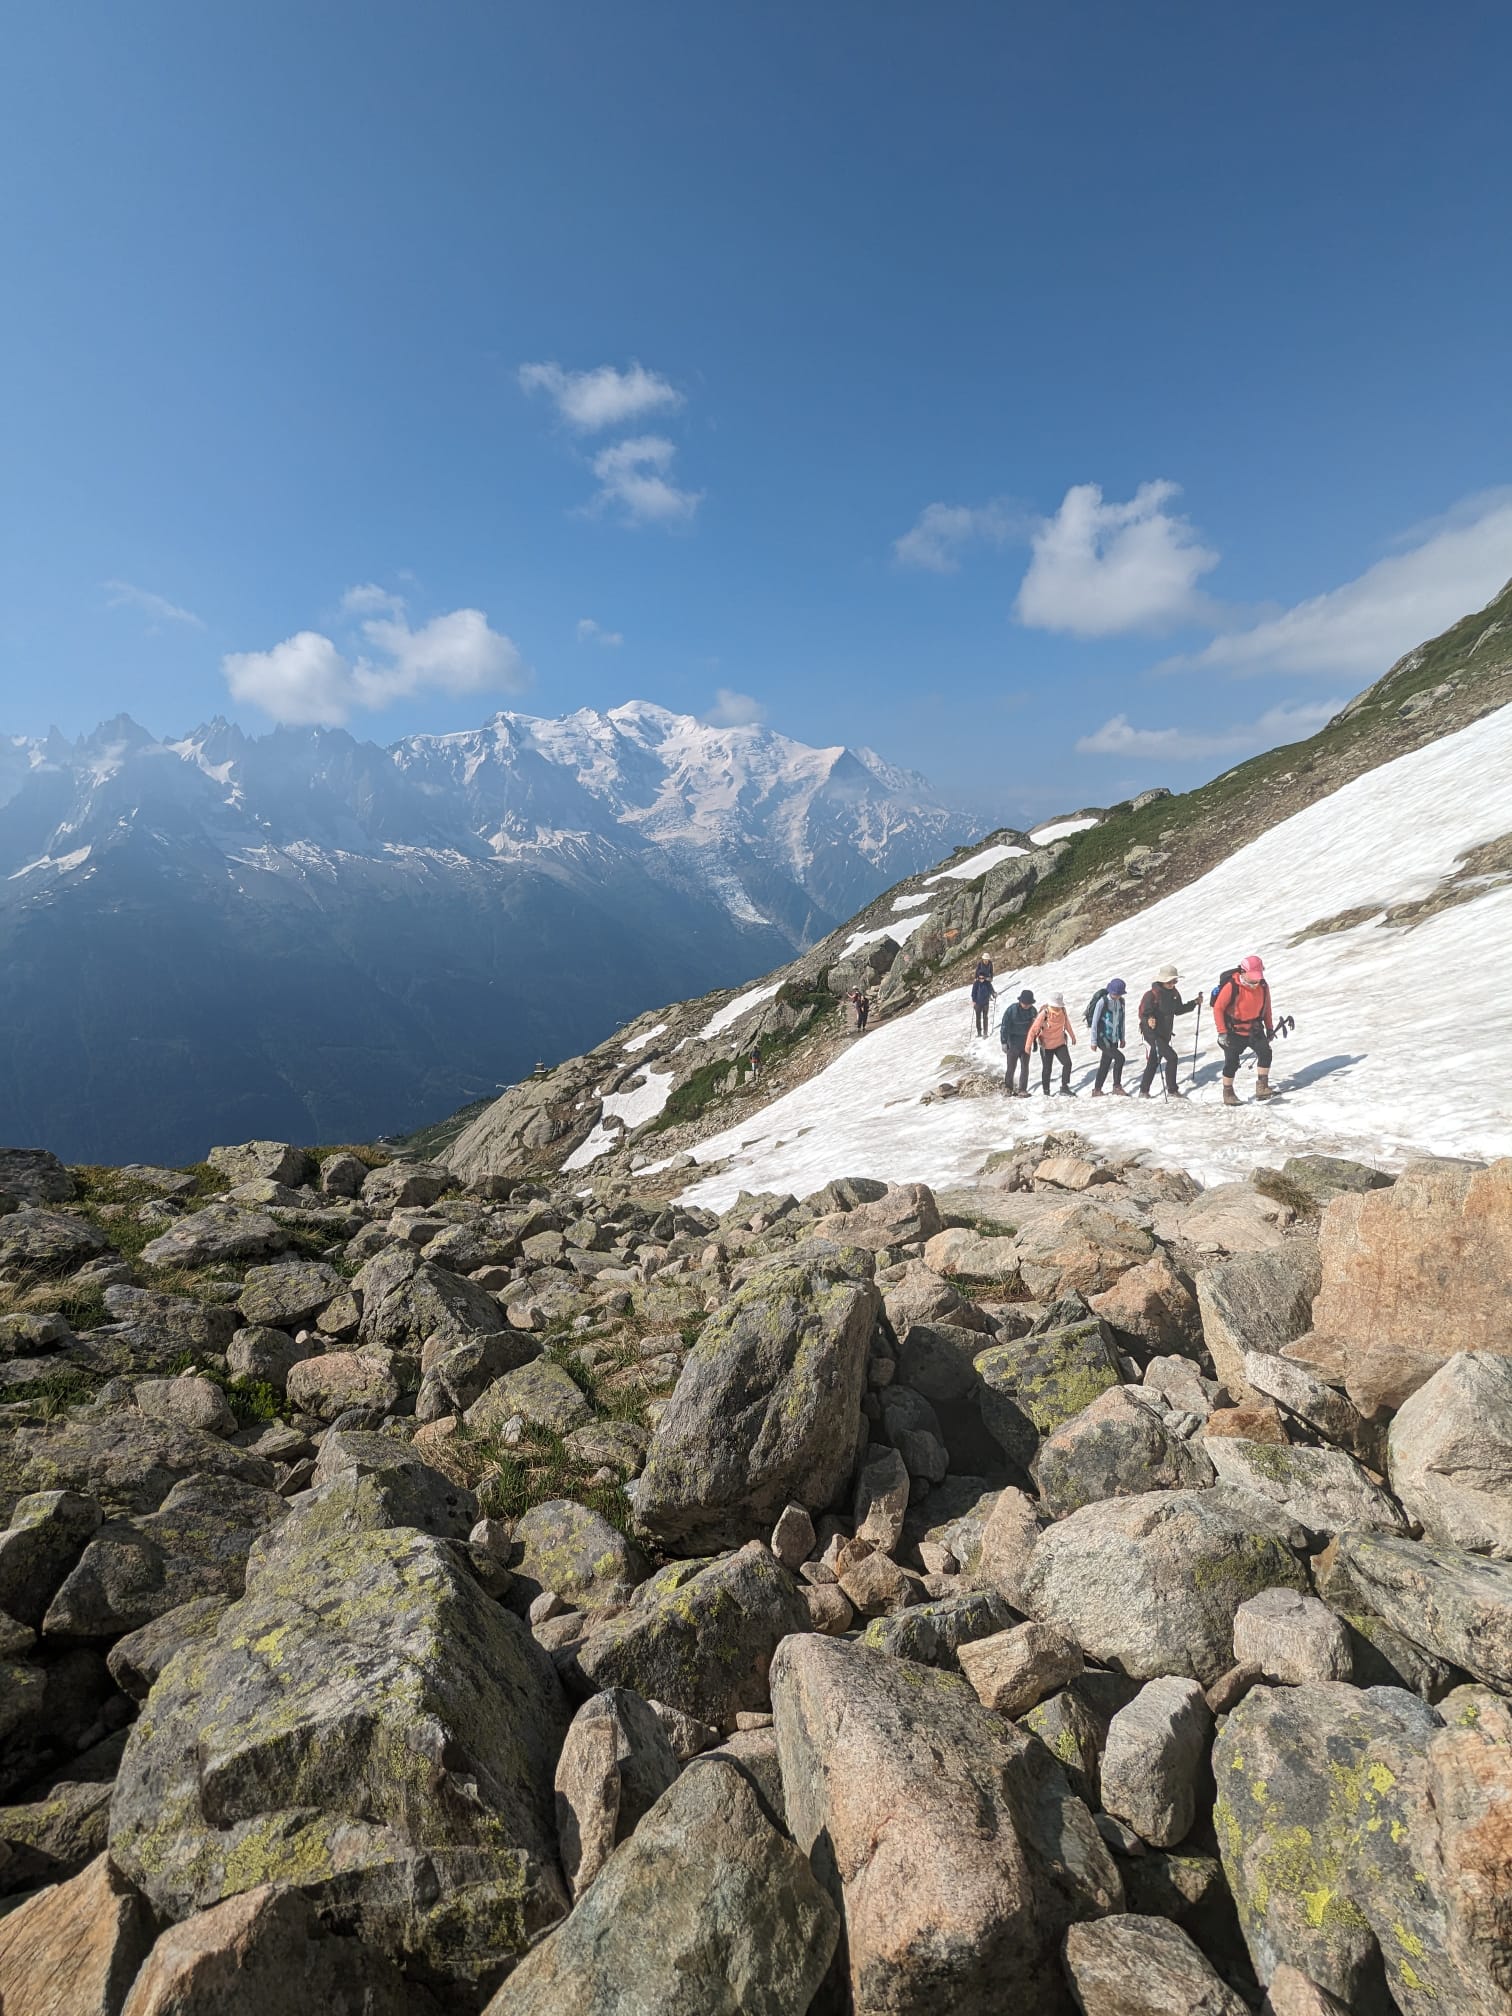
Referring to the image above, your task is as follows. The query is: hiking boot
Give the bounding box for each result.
[1089,1089,1104,1099]
[1256,1072,1273,1101]
[1222,1080,1239,1107]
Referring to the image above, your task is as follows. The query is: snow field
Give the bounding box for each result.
[679,704,1512,1209]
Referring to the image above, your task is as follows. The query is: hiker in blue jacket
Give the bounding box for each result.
[999,989,1036,1096]
[1086,977,1130,1096]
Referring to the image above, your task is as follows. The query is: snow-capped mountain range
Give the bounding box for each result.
[0,703,975,1163]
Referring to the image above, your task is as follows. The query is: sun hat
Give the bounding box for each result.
[1156,965,1179,983]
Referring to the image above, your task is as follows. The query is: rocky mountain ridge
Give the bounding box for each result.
[0,703,974,1166]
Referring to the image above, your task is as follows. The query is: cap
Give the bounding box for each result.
[1106,978,1126,995]
[1241,955,1265,978]
[1156,966,1179,983]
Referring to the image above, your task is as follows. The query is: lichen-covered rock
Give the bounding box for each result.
[1336,1530,1512,1688]
[1035,1385,1215,1517]
[817,1183,943,1251]
[0,1207,110,1274]
[140,1202,288,1269]
[43,1473,287,1638]
[107,1594,230,1700]
[226,1324,314,1391]
[634,1257,878,1553]
[1387,1353,1512,1558]
[0,1488,102,1626]
[1021,1488,1311,1684]
[415,1331,540,1423]
[0,1148,76,1205]
[353,1247,506,1351]
[485,1756,839,2015]
[237,1260,345,1328]
[884,1264,989,1339]
[119,1882,424,2015]
[860,1588,1015,1669]
[466,1359,592,1438]
[512,1499,645,1611]
[771,1634,1121,2016]
[0,1852,154,2016]
[103,1285,240,1360]
[0,1414,275,1524]
[1062,1913,1249,2016]
[1214,1678,1512,2014]
[921,1227,1022,1287]
[285,1349,402,1419]
[975,1318,1123,1471]
[956,1620,1083,1718]
[553,1688,682,1898]
[564,1545,808,1728]
[133,1373,236,1437]
[108,1521,571,1987]
[1204,1437,1408,1537]
[208,1141,314,1188]
[1021,1687,1107,1808]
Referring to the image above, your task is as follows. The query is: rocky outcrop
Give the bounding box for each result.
[635,1257,878,1552]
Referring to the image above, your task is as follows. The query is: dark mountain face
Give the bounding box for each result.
[0,705,974,1162]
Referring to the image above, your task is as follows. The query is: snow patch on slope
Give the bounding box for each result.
[1030,815,1099,844]
[680,704,1512,1210]
[699,983,782,1041]
[838,911,937,960]
[926,842,1027,883]
[565,1068,676,1169]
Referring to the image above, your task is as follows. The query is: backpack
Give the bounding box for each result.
[1209,967,1239,1007]
[1083,989,1106,1030]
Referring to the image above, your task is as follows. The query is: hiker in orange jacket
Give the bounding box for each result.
[1025,992,1077,1097]
[1213,956,1276,1104]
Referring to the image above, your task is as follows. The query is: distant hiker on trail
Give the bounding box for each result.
[970,971,998,1038]
[1085,977,1129,1096]
[1000,988,1035,1096]
[849,989,870,1034]
[1213,955,1277,1105]
[1026,991,1077,1097]
[974,954,995,984]
[1138,966,1197,1098]
[749,1040,763,1077]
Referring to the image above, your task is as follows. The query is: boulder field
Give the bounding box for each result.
[0,1134,1509,2011]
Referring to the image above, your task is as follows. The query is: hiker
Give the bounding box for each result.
[1138,965,1198,1097]
[1213,955,1276,1104]
[1000,988,1035,1096]
[974,954,995,985]
[852,989,870,1034]
[1086,977,1129,1095]
[749,1040,763,1077]
[970,970,998,1038]
[1025,990,1077,1096]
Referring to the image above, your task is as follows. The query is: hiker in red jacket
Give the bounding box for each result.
[1213,956,1276,1105]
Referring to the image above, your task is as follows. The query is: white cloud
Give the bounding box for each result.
[224,607,528,726]
[224,632,354,726]
[577,617,624,647]
[519,360,682,432]
[1164,491,1512,679]
[340,582,407,618]
[589,435,702,525]
[704,688,766,727]
[1075,697,1344,762]
[103,580,205,631]
[892,500,1021,573]
[1015,480,1220,637]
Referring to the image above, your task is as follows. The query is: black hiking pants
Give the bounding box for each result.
[1221,1031,1272,1077]
[1140,1039,1180,1095]
[1040,1042,1072,1094]
[973,1002,991,1037]
[1094,1041,1125,1091]
[1003,1042,1028,1093]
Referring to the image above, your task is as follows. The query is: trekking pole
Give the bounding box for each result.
[1189,999,1202,1090]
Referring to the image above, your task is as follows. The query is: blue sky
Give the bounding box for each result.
[3,0,1510,820]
